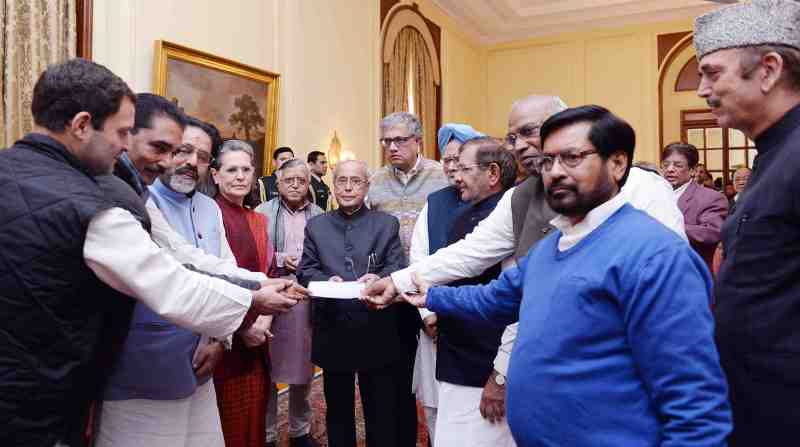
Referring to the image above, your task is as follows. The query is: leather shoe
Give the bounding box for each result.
[290,434,319,447]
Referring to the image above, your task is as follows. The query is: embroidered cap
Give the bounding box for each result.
[694,0,800,59]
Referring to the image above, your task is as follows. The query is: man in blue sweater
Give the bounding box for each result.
[403,105,732,446]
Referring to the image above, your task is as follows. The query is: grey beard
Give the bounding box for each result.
[168,175,197,194]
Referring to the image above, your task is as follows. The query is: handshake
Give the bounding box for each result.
[358,273,430,309]
[250,278,310,316]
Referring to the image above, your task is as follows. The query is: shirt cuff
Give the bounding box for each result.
[391,267,417,293]
[493,350,510,377]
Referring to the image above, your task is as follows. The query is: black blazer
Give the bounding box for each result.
[297,206,408,372]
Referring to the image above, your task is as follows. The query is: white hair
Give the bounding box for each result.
[333,159,371,179]
[274,158,310,179]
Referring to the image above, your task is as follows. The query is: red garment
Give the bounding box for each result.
[213,195,273,447]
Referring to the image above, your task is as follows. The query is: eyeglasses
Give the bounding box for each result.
[660,160,687,170]
[173,144,212,165]
[454,163,487,174]
[536,149,599,172]
[442,156,459,166]
[380,135,417,148]
[280,176,308,186]
[334,176,366,188]
[505,123,542,147]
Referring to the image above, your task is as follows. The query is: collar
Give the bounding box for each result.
[550,192,628,252]
[755,102,800,155]
[115,153,148,197]
[468,189,505,212]
[393,154,422,178]
[674,180,691,199]
[150,178,193,203]
[19,133,94,177]
[311,173,325,183]
[337,203,367,219]
[280,198,311,214]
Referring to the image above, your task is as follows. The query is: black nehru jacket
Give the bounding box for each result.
[0,134,149,447]
[436,191,507,387]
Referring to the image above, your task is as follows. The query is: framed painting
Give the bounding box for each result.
[153,40,280,176]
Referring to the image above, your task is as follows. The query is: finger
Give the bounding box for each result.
[479,398,488,419]
[192,351,209,370]
[195,360,213,378]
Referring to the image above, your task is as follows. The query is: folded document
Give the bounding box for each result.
[308,281,365,299]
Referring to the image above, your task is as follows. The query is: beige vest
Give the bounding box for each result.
[511,176,557,259]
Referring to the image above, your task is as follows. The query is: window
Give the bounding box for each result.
[681,109,756,184]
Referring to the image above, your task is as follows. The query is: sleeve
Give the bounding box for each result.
[426,254,527,328]
[391,188,516,293]
[623,168,687,240]
[625,244,732,446]
[492,323,517,376]
[685,192,728,246]
[296,222,330,286]
[147,199,267,282]
[84,207,253,339]
[409,203,430,265]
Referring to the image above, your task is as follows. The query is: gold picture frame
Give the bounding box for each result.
[153,40,280,175]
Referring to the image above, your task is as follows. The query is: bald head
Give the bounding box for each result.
[506,95,568,176]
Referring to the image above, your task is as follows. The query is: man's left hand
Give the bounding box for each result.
[480,370,506,423]
[193,341,225,381]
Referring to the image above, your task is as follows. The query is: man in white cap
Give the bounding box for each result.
[695,1,800,445]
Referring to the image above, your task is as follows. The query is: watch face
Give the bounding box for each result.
[495,373,506,386]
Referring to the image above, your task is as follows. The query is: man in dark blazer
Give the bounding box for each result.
[661,142,728,268]
[297,159,416,447]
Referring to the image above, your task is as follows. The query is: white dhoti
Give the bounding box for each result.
[412,329,439,443]
[95,380,224,447]
[434,381,516,447]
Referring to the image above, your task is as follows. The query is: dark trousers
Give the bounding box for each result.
[324,363,403,447]
[719,344,800,446]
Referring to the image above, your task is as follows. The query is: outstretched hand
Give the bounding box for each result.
[360,276,399,309]
[400,272,429,308]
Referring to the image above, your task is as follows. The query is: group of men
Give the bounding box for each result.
[3,1,800,447]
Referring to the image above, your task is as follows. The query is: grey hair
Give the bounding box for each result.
[214,139,255,168]
[511,95,568,116]
[380,112,423,138]
[733,166,752,181]
[333,159,371,180]
[275,158,310,179]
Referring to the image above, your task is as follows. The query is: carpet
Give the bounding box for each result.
[272,374,429,446]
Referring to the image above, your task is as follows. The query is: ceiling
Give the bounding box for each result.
[430,0,737,45]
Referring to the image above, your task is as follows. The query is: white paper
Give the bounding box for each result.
[308,281,365,299]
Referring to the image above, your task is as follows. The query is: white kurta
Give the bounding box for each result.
[95,380,224,447]
[434,382,516,447]
[83,207,253,339]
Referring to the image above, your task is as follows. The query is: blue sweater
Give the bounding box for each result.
[428,205,732,447]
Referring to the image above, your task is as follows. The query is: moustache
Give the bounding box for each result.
[547,181,577,196]
[174,166,198,179]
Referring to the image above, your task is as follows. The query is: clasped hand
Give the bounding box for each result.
[251,278,310,315]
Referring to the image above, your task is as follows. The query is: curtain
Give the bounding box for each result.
[383,26,439,160]
[1,0,77,148]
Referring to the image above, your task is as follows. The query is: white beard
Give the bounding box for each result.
[168,174,197,194]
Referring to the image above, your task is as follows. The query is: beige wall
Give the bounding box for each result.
[415,0,488,135]
[92,0,489,169]
[661,40,707,149]
[93,0,380,171]
[485,19,698,163]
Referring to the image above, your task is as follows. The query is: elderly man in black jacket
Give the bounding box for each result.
[297,159,415,447]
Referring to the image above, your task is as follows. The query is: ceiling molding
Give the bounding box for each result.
[430,0,720,45]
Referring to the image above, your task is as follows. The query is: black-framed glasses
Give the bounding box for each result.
[505,123,542,146]
[380,135,417,148]
[536,149,599,172]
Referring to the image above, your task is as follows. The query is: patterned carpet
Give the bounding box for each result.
[273,374,429,447]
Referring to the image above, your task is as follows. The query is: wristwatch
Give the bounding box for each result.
[494,371,506,386]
